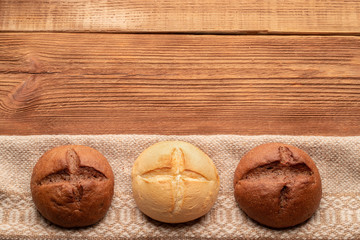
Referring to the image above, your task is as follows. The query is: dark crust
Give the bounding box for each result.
[241,161,313,180]
[38,167,107,185]
[279,185,290,209]
[30,145,114,228]
[38,169,70,185]
[233,143,322,228]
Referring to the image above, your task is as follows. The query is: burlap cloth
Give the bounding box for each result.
[0,135,359,239]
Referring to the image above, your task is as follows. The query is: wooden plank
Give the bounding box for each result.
[0,0,359,34]
[0,33,360,135]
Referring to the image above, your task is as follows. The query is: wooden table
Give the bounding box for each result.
[1,1,359,136]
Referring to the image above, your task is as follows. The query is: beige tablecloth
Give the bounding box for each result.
[0,135,359,239]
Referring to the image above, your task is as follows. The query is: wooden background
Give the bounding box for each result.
[0,0,359,135]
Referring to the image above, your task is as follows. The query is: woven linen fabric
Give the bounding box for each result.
[0,135,359,239]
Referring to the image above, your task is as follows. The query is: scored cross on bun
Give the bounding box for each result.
[132,141,220,223]
[234,143,322,228]
[31,145,114,228]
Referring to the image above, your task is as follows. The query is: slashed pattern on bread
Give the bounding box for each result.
[234,143,322,228]
[132,141,220,223]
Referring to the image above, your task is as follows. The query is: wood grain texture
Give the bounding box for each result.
[0,0,359,34]
[0,33,360,135]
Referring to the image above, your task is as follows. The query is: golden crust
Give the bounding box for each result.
[132,141,220,223]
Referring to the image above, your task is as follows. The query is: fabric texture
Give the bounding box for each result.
[0,135,359,239]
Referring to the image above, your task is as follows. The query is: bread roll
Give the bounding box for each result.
[31,145,114,228]
[234,143,322,228]
[132,141,220,223]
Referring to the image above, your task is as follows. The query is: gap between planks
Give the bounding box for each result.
[0,0,359,34]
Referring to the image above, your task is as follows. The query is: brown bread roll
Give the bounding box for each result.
[234,143,322,228]
[132,141,220,223]
[30,145,114,228]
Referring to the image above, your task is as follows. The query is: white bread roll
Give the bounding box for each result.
[132,141,220,223]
